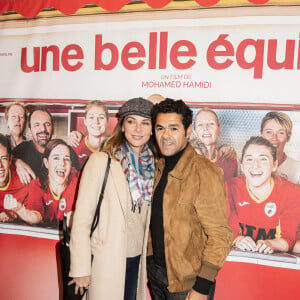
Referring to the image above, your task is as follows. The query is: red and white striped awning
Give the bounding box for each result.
[0,0,281,18]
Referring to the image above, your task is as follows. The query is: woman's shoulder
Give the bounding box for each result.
[89,151,110,162]
[86,152,120,172]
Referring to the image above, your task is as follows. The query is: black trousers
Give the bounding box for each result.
[147,256,216,300]
[124,255,141,300]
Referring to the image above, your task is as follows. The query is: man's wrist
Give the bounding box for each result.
[192,276,214,295]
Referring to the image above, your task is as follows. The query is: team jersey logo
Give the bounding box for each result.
[45,200,54,206]
[59,198,67,211]
[264,202,277,217]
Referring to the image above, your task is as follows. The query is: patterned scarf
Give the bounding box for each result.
[116,142,154,213]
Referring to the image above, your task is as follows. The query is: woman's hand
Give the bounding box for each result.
[218,145,237,161]
[234,236,256,252]
[0,212,13,222]
[69,131,83,148]
[256,240,274,254]
[68,276,91,295]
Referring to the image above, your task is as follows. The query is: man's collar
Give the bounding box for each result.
[157,143,196,179]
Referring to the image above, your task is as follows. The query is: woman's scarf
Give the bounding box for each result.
[116,142,154,213]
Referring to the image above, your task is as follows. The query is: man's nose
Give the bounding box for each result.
[162,128,170,138]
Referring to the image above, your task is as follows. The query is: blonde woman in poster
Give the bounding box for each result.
[228,136,300,254]
[72,100,110,168]
[193,107,238,181]
[5,102,27,149]
[69,98,156,300]
[260,111,300,186]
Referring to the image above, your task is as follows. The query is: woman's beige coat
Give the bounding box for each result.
[69,152,150,300]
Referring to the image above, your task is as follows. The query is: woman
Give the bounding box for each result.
[5,102,27,148]
[193,107,238,181]
[228,136,300,254]
[72,100,109,168]
[69,98,155,300]
[260,111,300,186]
[26,139,79,228]
[41,139,79,227]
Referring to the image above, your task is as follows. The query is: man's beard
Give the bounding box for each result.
[36,132,51,147]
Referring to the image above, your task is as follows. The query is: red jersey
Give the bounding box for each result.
[27,174,78,228]
[0,167,30,213]
[215,154,238,182]
[227,175,300,250]
[73,137,93,168]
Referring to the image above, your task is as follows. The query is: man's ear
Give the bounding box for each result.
[186,124,193,139]
[28,127,33,138]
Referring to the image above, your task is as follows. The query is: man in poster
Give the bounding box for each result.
[148,99,232,300]
[12,106,54,184]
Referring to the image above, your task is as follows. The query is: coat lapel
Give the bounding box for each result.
[109,159,127,218]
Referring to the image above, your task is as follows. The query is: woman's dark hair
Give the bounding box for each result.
[241,136,277,162]
[103,117,159,161]
[103,99,159,160]
[151,98,193,132]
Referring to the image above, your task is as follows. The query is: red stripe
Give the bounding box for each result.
[0,0,272,18]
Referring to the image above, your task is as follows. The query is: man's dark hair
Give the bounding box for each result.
[28,106,54,128]
[151,98,193,131]
[0,134,12,158]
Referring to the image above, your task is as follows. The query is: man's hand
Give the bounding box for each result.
[15,159,36,184]
[69,131,83,148]
[218,145,236,161]
[185,289,208,300]
[68,276,91,296]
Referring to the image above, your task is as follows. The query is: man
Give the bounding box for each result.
[12,106,54,183]
[148,99,232,300]
[0,134,42,224]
